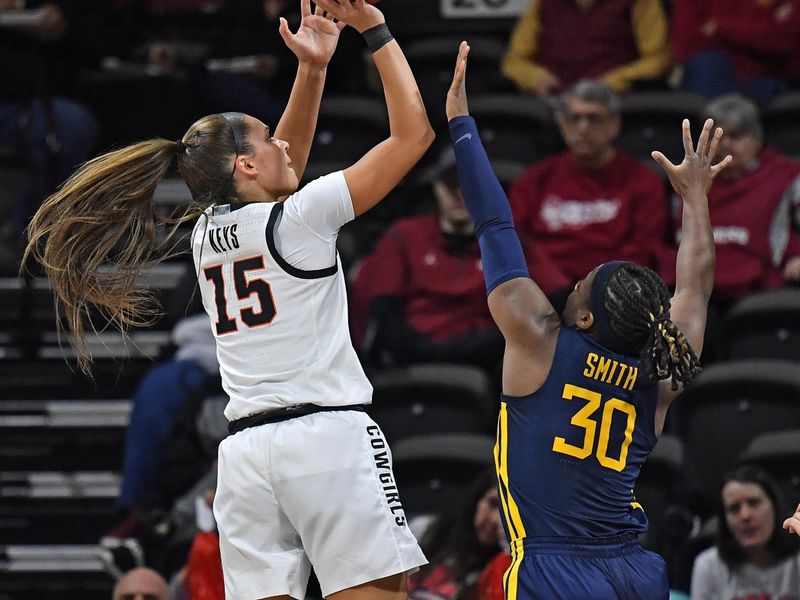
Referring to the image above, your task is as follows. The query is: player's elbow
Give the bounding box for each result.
[413,121,436,153]
[391,123,435,164]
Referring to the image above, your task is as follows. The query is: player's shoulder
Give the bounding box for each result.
[291,170,347,198]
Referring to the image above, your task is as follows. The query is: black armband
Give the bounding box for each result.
[362,23,393,53]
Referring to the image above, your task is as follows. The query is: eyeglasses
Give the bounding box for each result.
[117,594,162,600]
[561,111,611,126]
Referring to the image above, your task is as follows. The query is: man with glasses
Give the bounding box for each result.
[508,80,669,311]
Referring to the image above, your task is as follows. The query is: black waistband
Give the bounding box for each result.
[228,404,366,434]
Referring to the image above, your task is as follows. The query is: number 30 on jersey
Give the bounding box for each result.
[552,383,636,472]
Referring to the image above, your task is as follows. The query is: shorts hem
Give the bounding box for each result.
[224,587,300,600]
[320,558,428,597]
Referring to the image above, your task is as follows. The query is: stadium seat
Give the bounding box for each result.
[491,159,527,193]
[390,432,495,517]
[367,363,497,444]
[738,429,800,511]
[724,287,800,361]
[763,91,800,160]
[405,35,510,128]
[0,544,119,600]
[674,359,800,513]
[617,92,706,166]
[0,471,121,544]
[468,93,562,164]
[0,399,131,471]
[307,96,388,165]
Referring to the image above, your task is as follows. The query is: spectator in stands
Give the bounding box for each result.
[0,0,98,248]
[408,469,504,600]
[113,566,171,600]
[691,464,800,600]
[508,80,669,309]
[501,0,671,97]
[671,0,800,107]
[662,95,800,300]
[351,148,503,371]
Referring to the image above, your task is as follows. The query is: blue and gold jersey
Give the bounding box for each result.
[495,326,659,543]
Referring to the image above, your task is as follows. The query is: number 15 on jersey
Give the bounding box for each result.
[203,255,277,335]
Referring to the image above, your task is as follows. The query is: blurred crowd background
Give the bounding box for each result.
[1,1,800,599]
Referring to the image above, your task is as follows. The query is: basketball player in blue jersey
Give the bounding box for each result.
[445,42,732,600]
[25,2,435,599]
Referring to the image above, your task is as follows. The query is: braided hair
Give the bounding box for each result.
[600,263,701,390]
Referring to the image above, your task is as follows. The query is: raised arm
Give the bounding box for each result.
[273,0,346,182]
[314,0,434,216]
[447,42,560,396]
[651,119,731,407]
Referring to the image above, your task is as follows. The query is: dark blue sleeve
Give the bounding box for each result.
[449,115,530,294]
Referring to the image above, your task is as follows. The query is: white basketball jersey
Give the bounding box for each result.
[191,172,372,421]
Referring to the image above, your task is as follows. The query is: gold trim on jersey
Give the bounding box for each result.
[495,402,527,600]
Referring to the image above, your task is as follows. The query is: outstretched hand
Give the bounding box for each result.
[785,503,800,536]
[651,118,732,200]
[279,0,346,68]
[446,41,470,121]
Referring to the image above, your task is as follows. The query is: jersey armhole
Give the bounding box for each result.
[265,203,339,280]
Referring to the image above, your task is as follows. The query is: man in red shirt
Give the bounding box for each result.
[351,149,503,371]
[509,80,670,310]
[671,0,800,106]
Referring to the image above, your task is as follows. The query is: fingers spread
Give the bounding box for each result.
[302,0,312,17]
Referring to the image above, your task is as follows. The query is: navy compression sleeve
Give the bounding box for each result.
[449,115,529,294]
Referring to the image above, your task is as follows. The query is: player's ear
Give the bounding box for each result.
[236,155,258,177]
[575,308,594,331]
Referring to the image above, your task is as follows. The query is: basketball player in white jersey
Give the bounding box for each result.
[24,1,435,599]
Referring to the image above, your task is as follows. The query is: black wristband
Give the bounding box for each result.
[362,23,393,53]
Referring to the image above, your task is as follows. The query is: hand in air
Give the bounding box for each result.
[446,41,470,121]
[313,0,385,34]
[784,503,800,536]
[279,0,346,67]
[651,118,732,200]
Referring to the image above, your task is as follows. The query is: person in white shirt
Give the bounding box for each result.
[691,464,800,600]
[23,1,436,599]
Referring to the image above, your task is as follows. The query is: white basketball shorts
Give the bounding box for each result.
[213,408,427,600]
